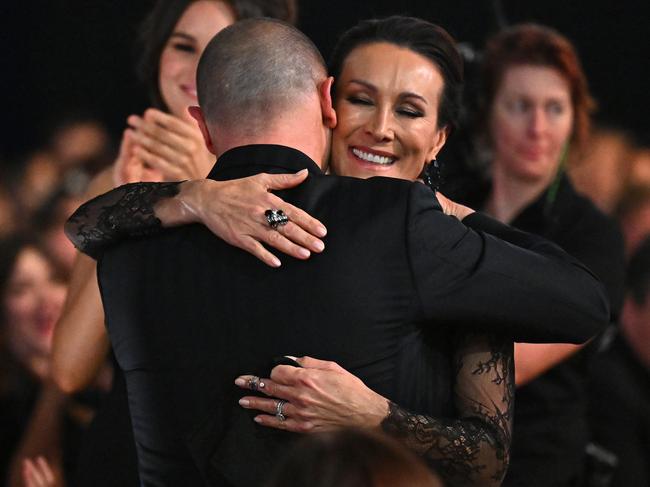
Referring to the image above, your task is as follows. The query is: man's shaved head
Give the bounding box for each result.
[197,18,326,133]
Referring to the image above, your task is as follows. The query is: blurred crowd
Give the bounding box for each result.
[1,2,649,487]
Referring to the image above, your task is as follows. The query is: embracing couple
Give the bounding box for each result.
[68,16,609,487]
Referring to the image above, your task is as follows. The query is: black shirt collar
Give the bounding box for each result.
[207,144,323,180]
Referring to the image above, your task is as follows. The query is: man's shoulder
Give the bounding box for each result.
[311,173,432,205]
[98,225,212,269]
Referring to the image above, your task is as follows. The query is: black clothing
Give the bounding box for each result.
[589,332,650,487]
[72,363,139,487]
[0,355,90,485]
[487,175,626,487]
[87,145,608,486]
[0,358,39,482]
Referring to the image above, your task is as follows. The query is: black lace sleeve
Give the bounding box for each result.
[65,182,182,259]
[381,334,514,487]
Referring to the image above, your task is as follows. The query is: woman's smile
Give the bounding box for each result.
[331,42,448,181]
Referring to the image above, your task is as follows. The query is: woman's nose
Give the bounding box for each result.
[365,108,394,142]
[527,108,548,137]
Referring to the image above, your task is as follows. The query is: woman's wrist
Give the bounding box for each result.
[155,180,205,227]
[363,391,391,429]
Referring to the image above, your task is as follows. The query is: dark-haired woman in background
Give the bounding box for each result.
[50,2,298,485]
[0,237,68,486]
[67,16,514,487]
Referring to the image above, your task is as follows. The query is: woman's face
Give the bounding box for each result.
[330,42,448,181]
[3,248,66,362]
[489,65,574,184]
[158,0,236,121]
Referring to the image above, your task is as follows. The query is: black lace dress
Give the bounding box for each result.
[66,181,515,487]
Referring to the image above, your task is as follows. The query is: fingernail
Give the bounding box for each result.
[254,416,263,423]
[298,248,311,258]
[235,378,246,387]
[271,256,281,268]
[313,240,325,252]
[296,169,308,176]
[317,226,327,237]
[238,398,250,407]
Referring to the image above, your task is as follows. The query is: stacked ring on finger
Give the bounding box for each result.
[276,399,288,421]
[248,376,260,392]
[265,209,289,229]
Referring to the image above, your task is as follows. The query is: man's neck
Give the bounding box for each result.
[213,113,328,170]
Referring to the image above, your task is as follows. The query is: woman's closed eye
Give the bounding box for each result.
[172,42,196,53]
[397,105,424,118]
[346,95,374,106]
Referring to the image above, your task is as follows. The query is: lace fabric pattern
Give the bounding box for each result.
[382,333,514,487]
[65,182,181,259]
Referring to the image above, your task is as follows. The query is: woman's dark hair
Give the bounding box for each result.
[328,16,464,131]
[136,0,298,110]
[479,23,595,150]
[266,428,443,487]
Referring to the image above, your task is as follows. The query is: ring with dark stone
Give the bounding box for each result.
[265,209,289,229]
[248,376,260,392]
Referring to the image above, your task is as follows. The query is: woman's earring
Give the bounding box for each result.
[422,159,441,192]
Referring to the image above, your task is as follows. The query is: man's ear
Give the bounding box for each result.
[188,106,216,154]
[318,76,337,129]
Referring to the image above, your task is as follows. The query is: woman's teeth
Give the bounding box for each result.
[352,148,395,165]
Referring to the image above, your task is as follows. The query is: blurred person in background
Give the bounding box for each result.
[464,23,625,487]
[628,146,650,188]
[588,237,650,487]
[14,152,61,219]
[32,189,86,278]
[266,429,444,487]
[48,117,113,175]
[615,185,650,257]
[0,237,74,487]
[567,127,634,215]
[0,180,18,238]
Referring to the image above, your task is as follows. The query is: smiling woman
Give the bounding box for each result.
[330,42,448,180]
[328,17,463,186]
[157,1,237,123]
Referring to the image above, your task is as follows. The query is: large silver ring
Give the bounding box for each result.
[275,399,288,422]
[265,209,289,229]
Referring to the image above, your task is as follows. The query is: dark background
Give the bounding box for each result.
[1,0,648,163]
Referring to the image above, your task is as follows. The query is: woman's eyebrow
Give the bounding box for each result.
[348,79,376,91]
[400,92,428,105]
[169,32,195,42]
[348,79,428,104]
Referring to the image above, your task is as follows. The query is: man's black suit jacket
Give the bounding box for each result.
[98,144,609,486]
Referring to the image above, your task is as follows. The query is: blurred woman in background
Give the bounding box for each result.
[469,23,625,487]
[0,237,69,486]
